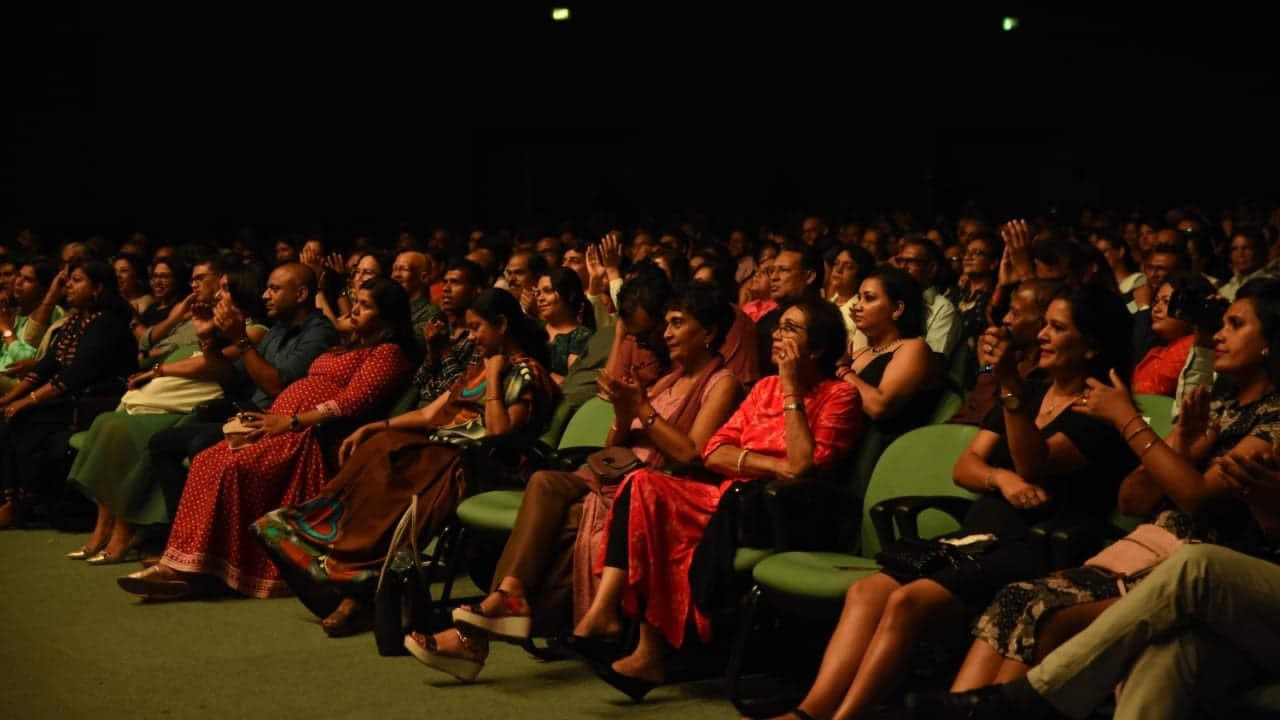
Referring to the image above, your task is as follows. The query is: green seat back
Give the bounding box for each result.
[947,344,975,392]
[388,384,420,418]
[557,396,613,451]
[858,424,979,557]
[538,398,577,449]
[69,431,90,452]
[927,388,965,425]
[1134,393,1173,438]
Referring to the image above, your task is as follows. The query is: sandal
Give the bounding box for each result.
[321,597,369,638]
[451,588,532,642]
[405,629,488,682]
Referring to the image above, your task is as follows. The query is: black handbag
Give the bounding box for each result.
[373,498,433,656]
[585,447,644,483]
[875,537,985,580]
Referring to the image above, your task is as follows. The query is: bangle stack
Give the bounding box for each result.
[736,448,751,473]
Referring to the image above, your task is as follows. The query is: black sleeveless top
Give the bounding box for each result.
[855,347,940,444]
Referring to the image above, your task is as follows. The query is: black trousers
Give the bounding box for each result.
[0,403,75,497]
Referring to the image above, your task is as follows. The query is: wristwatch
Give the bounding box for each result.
[999,391,1023,413]
[289,414,302,432]
[235,336,254,353]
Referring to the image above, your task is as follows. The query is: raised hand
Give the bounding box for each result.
[1073,369,1138,428]
[999,219,1034,282]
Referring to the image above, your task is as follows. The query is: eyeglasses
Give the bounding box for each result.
[150,273,173,281]
[963,249,991,258]
[773,320,809,336]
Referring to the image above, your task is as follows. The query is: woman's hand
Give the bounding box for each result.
[168,293,195,322]
[240,412,292,437]
[1072,369,1139,429]
[977,326,1017,384]
[484,352,507,380]
[519,286,537,317]
[214,300,248,343]
[45,266,69,304]
[995,471,1051,510]
[1174,385,1216,450]
[601,232,622,273]
[610,373,647,419]
[775,337,802,395]
[127,370,156,390]
[2,397,34,423]
[585,242,609,297]
[337,424,375,465]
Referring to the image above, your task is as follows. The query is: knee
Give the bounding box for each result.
[526,471,557,499]
[881,585,932,628]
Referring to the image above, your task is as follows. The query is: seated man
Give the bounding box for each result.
[414,259,484,405]
[894,236,962,356]
[390,250,439,344]
[756,241,824,374]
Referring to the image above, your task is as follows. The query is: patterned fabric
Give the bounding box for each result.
[253,355,554,604]
[598,376,862,648]
[412,328,479,405]
[741,298,778,323]
[547,325,592,376]
[971,387,1280,662]
[1132,334,1194,396]
[161,343,410,597]
[26,310,99,388]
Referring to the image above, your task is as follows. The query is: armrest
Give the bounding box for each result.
[1030,519,1112,570]
[763,474,857,552]
[870,495,974,547]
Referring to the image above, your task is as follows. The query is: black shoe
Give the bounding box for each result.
[904,686,1019,720]
[595,664,659,702]
[553,633,623,663]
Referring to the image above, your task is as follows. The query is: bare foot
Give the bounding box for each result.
[572,610,622,640]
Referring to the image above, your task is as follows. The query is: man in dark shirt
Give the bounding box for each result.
[756,242,823,374]
[413,259,484,405]
[143,263,339,524]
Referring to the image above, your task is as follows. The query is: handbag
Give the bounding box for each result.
[221,416,259,451]
[372,497,434,656]
[1084,523,1184,584]
[874,535,991,580]
[585,447,644,483]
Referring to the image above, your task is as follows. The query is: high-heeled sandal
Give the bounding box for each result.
[67,539,109,560]
[86,535,144,566]
[321,598,370,638]
[595,663,662,702]
[451,588,532,642]
[404,629,488,682]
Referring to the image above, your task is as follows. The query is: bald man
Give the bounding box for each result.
[391,251,439,342]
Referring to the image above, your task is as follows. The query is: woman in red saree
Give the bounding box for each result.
[577,297,863,699]
[116,279,416,600]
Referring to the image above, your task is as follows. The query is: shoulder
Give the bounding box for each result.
[703,369,741,401]
[746,375,782,402]
[893,338,934,361]
[816,378,859,404]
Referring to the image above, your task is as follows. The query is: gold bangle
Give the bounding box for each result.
[1125,424,1155,443]
[736,448,751,473]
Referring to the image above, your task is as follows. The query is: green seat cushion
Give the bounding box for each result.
[456,490,525,532]
[68,431,90,452]
[733,547,774,574]
[753,551,881,600]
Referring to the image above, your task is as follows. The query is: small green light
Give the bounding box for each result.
[552,7,570,21]
[1002,16,1019,32]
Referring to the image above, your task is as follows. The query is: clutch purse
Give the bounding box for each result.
[586,447,644,483]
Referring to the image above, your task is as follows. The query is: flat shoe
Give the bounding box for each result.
[87,547,142,566]
[117,566,194,599]
[67,540,108,560]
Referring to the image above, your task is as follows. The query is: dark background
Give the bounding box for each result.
[5,3,1278,243]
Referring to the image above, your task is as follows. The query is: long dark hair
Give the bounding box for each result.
[1052,283,1133,382]
[541,267,595,331]
[1236,278,1280,380]
[149,257,189,305]
[347,277,421,365]
[865,265,925,339]
[70,259,133,318]
[469,287,551,371]
[113,253,150,296]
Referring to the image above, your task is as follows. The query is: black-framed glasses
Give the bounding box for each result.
[773,320,809,336]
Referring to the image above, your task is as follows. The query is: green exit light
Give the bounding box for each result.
[1002,16,1019,31]
[552,8,570,21]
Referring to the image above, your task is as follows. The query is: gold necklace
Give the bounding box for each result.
[1039,388,1081,416]
[869,339,902,354]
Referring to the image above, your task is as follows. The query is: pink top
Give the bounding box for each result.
[630,368,737,464]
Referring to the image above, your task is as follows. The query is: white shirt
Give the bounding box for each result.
[923,287,962,357]
[1219,267,1274,301]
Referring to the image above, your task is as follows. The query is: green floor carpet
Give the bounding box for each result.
[0,529,736,719]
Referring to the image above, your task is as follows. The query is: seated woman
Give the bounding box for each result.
[252,288,556,633]
[0,257,61,390]
[408,282,744,679]
[910,279,1280,720]
[114,253,153,317]
[838,266,941,445]
[922,276,1280,700]
[765,283,1136,720]
[827,246,873,351]
[948,234,1003,351]
[578,298,862,699]
[131,257,188,354]
[691,256,762,385]
[116,278,415,599]
[66,270,266,564]
[741,244,779,322]
[1131,273,1215,396]
[0,260,138,528]
[537,267,594,383]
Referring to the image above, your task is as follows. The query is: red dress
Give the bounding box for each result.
[600,376,862,647]
[1132,334,1194,396]
[162,344,409,597]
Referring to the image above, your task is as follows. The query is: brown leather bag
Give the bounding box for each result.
[585,447,644,483]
